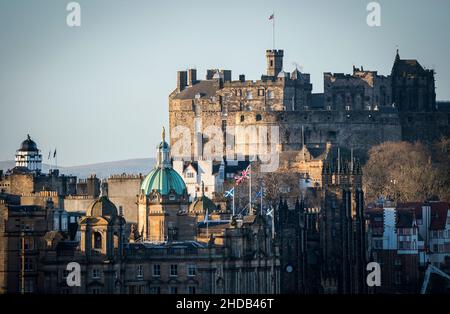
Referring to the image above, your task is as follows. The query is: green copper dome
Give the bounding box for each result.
[141,167,187,196]
[141,126,187,196]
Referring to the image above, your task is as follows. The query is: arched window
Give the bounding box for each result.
[256,114,262,121]
[113,232,119,250]
[240,115,245,122]
[94,232,102,249]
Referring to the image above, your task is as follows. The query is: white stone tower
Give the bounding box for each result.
[15,134,42,173]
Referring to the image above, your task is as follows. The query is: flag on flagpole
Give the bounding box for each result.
[224,187,235,198]
[269,13,274,20]
[53,149,57,158]
[48,151,51,160]
[234,164,251,186]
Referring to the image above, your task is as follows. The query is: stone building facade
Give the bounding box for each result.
[107,173,143,224]
[0,185,279,294]
[168,49,449,164]
[324,66,391,111]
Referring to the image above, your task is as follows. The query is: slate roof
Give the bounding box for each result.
[173,81,218,100]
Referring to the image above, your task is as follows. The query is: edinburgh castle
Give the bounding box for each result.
[169,49,449,162]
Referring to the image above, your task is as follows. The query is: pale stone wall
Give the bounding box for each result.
[107,175,142,224]
[64,196,95,213]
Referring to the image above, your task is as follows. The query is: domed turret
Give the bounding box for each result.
[19,134,38,152]
[140,127,187,196]
[86,195,118,217]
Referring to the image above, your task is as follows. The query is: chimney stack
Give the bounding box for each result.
[177,71,188,92]
[188,68,197,86]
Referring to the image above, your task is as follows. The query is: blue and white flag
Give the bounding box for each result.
[224,187,235,198]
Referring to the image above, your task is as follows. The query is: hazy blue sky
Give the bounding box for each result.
[1,0,449,166]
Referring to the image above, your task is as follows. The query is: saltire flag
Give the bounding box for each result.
[269,13,274,20]
[224,187,235,198]
[266,208,273,217]
[255,189,262,199]
[234,164,251,185]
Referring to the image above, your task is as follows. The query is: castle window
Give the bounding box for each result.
[246,91,253,100]
[114,233,119,250]
[327,131,337,141]
[240,115,245,122]
[256,114,262,121]
[185,172,194,179]
[153,264,161,277]
[267,90,274,99]
[170,287,178,294]
[92,268,100,279]
[170,264,178,277]
[258,89,265,96]
[61,216,68,231]
[188,264,197,276]
[24,257,34,271]
[136,265,144,278]
[188,286,196,294]
[150,287,161,294]
[94,232,102,249]
[270,60,273,67]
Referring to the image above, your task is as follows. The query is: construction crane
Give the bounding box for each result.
[420,264,450,294]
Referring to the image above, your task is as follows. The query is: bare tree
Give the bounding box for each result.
[363,140,449,203]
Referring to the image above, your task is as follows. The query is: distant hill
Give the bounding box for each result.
[0,158,155,179]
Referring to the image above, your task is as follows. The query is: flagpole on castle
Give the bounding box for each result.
[232,188,235,216]
[271,11,275,50]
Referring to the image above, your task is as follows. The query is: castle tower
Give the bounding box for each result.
[15,134,42,173]
[266,49,284,77]
[391,49,436,112]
